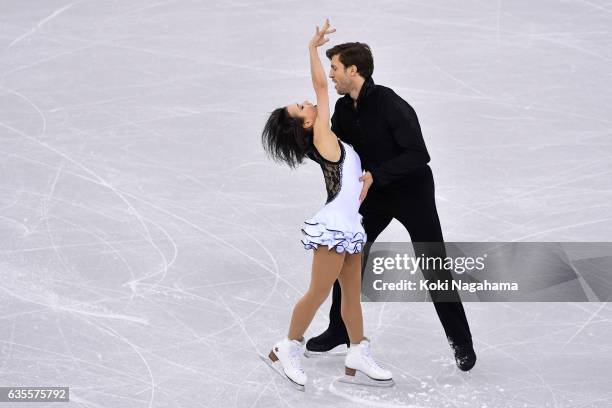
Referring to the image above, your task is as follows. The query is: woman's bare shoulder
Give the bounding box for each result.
[313,128,341,163]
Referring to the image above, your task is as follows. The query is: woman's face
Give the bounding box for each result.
[286,100,317,129]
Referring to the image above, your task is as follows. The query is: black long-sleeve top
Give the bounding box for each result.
[331,77,431,190]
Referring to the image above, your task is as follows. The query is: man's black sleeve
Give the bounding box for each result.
[370,90,431,187]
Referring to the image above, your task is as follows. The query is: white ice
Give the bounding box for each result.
[1,1,611,407]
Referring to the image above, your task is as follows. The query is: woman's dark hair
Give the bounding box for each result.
[325,42,374,79]
[261,107,312,168]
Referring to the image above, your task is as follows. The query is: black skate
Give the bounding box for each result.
[452,343,477,371]
[304,328,349,358]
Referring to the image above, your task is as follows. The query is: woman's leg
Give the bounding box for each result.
[307,189,393,352]
[287,247,345,341]
[337,252,394,384]
[337,252,364,344]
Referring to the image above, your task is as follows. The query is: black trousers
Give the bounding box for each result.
[328,165,473,346]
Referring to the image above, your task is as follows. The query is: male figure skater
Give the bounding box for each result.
[305,41,477,371]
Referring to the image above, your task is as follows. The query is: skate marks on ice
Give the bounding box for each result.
[326,361,498,408]
[258,326,611,408]
[253,304,612,407]
[324,358,465,408]
[2,0,612,406]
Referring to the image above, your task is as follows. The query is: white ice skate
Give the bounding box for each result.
[260,338,307,391]
[339,338,394,387]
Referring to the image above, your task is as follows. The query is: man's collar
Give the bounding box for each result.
[342,76,375,104]
[357,76,375,101]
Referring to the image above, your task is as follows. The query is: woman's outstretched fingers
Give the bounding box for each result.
[324,20,335,34]
[311,20,335,48]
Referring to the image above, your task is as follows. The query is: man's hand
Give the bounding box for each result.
[359,171,374,203]
[309,18,336,48]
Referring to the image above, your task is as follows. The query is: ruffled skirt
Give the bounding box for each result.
[300,209,367,254]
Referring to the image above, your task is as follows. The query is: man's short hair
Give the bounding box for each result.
[326,42,374,79]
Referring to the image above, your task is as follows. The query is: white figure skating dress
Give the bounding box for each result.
[301,138,367,254]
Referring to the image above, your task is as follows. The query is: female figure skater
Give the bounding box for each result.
[260,19,393,391]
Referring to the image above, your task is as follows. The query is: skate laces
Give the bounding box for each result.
[361,343,383,370]
[289,345,305,373]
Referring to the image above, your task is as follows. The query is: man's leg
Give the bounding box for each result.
[392,166,475,370]
[306,189,393,354]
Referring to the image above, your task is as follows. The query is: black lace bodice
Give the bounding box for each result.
[307,140,345,204]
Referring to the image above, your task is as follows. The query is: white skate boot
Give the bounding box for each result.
[340,338,394,387]
[260,338,307,391]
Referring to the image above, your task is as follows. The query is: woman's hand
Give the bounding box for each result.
[309,18,336,49]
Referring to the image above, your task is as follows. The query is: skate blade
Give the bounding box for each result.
[337,370,395,388]
[258,353,305,392]
[303,344,348,358]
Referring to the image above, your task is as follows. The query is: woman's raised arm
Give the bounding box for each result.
[308,19,336,145]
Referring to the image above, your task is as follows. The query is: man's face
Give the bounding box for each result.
[329,55,352,95]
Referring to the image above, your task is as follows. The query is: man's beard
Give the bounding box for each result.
[335,85,348,95]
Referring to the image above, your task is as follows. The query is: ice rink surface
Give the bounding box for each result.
[1,0,611,407]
